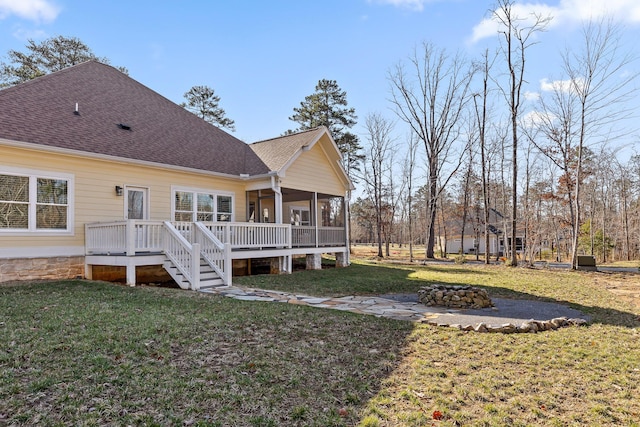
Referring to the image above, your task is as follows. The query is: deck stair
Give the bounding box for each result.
[163,256,226,290]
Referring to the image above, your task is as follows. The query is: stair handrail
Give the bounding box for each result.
[194,222,232,286]
[163,221,200,289]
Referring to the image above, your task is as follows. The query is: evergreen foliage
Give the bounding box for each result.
[181,85,235,131]
[0,35,127,87]
[289,79,363,174]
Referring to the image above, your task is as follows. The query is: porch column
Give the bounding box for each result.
[277,256,292,274]
[270,174,283,224]
[313,192,319,248]
[306,253,322,270]
[126,261,136,287]
[274,190,282,224]
[344,191,351,265]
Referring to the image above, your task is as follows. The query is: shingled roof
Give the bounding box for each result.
[0,61,270,176]
[249,127,330,172]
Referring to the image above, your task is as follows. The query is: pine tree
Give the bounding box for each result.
[181,85,235,131]
[289,79,363,172]
[0,35,127,87]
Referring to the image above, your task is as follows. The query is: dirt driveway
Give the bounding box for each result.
[595,270,640,309]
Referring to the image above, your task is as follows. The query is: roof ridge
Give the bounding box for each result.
[250,126,326,146]
[0,60,110,95]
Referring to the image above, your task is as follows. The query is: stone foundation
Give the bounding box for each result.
[418,284,493,309]
[306,253,322,270]
[335,251,349,268]
[0,256,85,283]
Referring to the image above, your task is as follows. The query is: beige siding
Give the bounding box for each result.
[280,141,347,196]
[0,145,246,252]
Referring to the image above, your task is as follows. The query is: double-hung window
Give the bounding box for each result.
[173,188,233,222]
[0,168,73,233]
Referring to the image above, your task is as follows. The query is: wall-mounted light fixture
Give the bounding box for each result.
[115,185,123,196]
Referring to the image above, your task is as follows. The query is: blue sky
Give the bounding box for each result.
[2,0,640,148]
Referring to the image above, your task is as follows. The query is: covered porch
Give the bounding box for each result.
[84,185,349,289]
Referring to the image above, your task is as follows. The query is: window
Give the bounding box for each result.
[290,207,310,226]
[174,191,193,221]
[173,189,233,222]
[0,170,72,233]
[217,195,232,222]
[197,193,214,221]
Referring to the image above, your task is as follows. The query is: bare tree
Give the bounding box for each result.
[531,18,637,268]
[472,49,496,264]
[493,0,550,266]
[614,159,633,261]
[459,117,477,258]
[361,113,395,258]
[563,19,638,268]
[402,134,420,261]
[389,42,475,259]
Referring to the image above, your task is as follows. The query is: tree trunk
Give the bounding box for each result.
[425,168,438,259]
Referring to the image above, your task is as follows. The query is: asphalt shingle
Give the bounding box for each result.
[0,61,270,177]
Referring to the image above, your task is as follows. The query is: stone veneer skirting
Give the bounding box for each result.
[0,256,85,283]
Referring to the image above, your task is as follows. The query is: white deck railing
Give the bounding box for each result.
[85,221,127,254]
[193,222,232,285]
[85,220,164,255]
[85,221,346,255]
[163,221,199,289]
[317,227,346,246]
[291,226,316,247]
[204,222,291,249]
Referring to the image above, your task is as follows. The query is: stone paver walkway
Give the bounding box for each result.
[200,285,591,330]
[201,285,466,323]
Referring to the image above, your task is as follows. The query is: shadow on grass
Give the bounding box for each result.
[2,275,638,426]
[0,279,416,427]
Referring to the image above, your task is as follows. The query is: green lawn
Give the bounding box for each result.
[1,261,639,426]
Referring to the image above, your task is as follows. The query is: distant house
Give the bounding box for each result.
[436,208,524,257]
[0,61,352,289]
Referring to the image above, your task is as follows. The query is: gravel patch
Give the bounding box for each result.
[378,293,591,328]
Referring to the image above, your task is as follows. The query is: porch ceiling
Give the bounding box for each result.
[281,188,339,202]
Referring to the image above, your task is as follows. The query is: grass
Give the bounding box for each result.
[1,259,640,426]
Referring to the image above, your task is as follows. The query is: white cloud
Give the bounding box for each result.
[11,27,48,40]
[470,0,640,43]
[557,0,640,24]
[0,0,60,23]
[525,91,541,101]
[523,110,554,127]
[370,0,436,12]
[540,77,585,94]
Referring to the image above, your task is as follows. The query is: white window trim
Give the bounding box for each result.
[0,166,74,236]
[123,185,150,220]
[289,205,311,226]
[171,186,235,222]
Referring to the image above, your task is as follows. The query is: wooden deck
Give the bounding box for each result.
[84,220,348,289]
